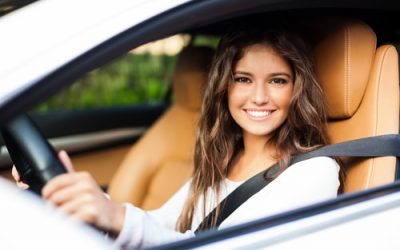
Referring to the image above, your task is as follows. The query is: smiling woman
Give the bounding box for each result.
[179,24,340,234]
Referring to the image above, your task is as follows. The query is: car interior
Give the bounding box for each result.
[107,16,400,208]
[108,46,215,209]
[0,9,399,214]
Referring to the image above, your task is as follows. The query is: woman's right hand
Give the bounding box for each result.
[42,151,125,235]
[11,150,73,190]
[11,165,29,190]
[11,151,125,235]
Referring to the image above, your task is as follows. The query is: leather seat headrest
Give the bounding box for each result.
[172,46,215,110]
[309,19,377,119]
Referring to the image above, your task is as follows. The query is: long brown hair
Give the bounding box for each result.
[177,25,335,232]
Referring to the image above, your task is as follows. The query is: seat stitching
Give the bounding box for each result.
[370,46,391,187]
[345,25,350,117]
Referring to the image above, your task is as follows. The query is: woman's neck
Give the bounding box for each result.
[227,132,278,181]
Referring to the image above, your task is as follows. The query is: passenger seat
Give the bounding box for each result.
[108,46,215,209]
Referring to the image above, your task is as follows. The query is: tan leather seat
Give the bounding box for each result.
[108,47,214,209]
[309,18,399,192]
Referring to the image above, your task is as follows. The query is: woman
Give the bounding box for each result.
[13,25,340,249]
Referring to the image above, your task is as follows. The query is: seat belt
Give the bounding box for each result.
[195,134,400,233]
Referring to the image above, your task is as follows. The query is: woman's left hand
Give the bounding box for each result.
[42,152,125,236]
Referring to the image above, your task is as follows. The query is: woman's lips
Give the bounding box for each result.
[244,109,276,119]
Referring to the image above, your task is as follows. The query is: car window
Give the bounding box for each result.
[34,35,187,112]
[34,34,219,113]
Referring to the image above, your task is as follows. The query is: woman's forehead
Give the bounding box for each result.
[235,45,292,75]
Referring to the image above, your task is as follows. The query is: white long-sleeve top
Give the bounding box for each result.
[114,156,340,249]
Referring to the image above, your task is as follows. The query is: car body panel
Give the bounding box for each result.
[0,0,189,108]
[151,184,400,249]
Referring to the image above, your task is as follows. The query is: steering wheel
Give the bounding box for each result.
[1,114,67,194]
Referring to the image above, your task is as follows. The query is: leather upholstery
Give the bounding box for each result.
[72,145,131,187]
[108,47,214,209]
[312,19,376,119]
[311,19,399,192]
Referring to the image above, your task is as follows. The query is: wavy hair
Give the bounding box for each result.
[177,25,338,232]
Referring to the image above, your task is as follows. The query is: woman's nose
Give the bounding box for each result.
[251,82,268,105]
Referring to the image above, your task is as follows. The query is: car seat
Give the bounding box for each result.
[308,18,399,192]
[108,46,215,209]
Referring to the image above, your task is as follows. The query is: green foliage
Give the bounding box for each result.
[192,35,220,48]
[35,53,176,112]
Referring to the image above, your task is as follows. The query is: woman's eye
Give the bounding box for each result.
[234,77,251,84]
[270,78,287,84]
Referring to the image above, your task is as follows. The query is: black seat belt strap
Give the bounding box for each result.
[195,134,400,233]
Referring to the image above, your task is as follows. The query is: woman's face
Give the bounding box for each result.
[228,44,294,139]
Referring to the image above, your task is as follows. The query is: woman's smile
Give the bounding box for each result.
[244,108,276,120]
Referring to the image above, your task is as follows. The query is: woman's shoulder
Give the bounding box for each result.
[279,156,340,182]
[222,157,341,227]
[267,156,340,200]
[291,156,339,171]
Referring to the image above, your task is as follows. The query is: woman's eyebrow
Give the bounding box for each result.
[270,72,293,79]
[234,71,293,79]
[233,71,252,76]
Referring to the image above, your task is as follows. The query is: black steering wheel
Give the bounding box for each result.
[1,114,67,194]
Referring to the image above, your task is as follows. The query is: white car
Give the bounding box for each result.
[0,0,400,249]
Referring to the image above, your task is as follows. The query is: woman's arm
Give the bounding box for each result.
[114,180,195,249]
[114,204,194,249]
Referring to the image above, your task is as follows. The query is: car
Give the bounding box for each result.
[1,0,400,249]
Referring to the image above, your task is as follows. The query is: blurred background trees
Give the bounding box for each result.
[36,53,175,112]
[35,34,218,112]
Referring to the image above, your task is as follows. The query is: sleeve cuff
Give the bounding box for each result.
[113,203,143,249]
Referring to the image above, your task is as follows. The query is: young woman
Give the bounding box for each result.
[13,25,340,249]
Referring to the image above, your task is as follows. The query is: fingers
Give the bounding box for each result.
[42,171,93,199]
[41,171,124,234]
[11,166,29,189]
[42,171,106,227]
[58,150,75,172]
[10,149,73,189]
[11,166,20,182]
[60,194,100,225]
[45,177,92,206]
[16,181,30,190]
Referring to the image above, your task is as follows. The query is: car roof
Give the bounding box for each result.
[0,0,189,110]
